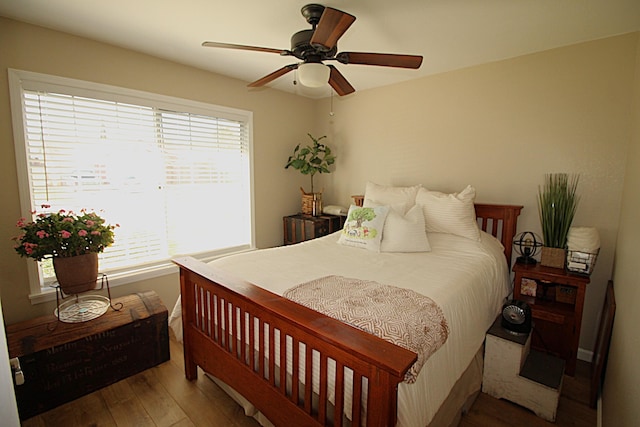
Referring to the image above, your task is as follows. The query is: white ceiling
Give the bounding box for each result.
[1,0,639,98]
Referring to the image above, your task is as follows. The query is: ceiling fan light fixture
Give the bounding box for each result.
[297,63,330,88]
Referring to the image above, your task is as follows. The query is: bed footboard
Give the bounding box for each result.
[173,256,417,427]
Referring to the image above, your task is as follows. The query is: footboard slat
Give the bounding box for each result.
[216,294,223,346]
[258,318,265,378]
[304,343,313,415]
[279,332,287,395]
[225,300,232,353]
[352,373,363,426]
[292,336,300,406]
[175,257,417,427]
[268,323,276,386]
[239,308,246,362]
[318,352,328,424]
[334,361,345,427]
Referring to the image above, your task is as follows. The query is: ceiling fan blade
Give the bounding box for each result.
[328,65,355,96]
[202,41,291,56]
[248,64,298,88]
[310,7,356,51]
[336,52,423,69]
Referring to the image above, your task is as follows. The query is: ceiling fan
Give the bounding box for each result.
[202,3,423,96]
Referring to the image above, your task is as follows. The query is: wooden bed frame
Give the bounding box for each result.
[173,203,522,427]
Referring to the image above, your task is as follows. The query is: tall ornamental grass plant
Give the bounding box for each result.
[537,173,580,249]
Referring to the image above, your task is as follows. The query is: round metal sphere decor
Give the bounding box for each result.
[513,231,543,264]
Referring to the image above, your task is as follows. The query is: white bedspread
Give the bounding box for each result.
[170,230,510,427]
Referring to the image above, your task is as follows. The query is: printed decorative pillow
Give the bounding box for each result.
[363,182,421,214]
[380,205,431,253]
[416,185,481,241]
[338,205,390,251]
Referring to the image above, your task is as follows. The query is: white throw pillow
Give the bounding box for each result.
[416,185,481,241]
[338,205,390,251]
[363,182,421,214]
[380,205,431,253]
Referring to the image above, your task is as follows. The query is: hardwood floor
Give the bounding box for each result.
[22,335,596,427]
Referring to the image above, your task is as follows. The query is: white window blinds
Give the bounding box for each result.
[11,70,253,290]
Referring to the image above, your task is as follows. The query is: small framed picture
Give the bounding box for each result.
[521,278,537,297]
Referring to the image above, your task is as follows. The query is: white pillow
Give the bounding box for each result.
[380,205,431,253]
[363,182,421,214]
[416,185,481,241]
[363,198,408,215]
[338,205,390,251]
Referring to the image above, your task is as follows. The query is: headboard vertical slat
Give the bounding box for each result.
[474,204,523,267]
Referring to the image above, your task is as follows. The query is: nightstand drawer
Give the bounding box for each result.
[531,308,565,324]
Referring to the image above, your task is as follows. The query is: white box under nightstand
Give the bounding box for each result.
[482,317,565,422]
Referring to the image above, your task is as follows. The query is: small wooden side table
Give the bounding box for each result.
[283,213,344,245]
[512,262,589,376]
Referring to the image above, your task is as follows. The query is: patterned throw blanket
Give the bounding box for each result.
[283,275,449,383]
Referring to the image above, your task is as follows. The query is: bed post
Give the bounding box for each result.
[179,268,198,381]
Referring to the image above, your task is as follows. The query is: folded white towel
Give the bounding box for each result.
[567,227,600,252]
[323,205,348,216]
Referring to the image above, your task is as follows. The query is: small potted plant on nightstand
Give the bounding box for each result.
[285,133,336,216]
[537,173,580,268]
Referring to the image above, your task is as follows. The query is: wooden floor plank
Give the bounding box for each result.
[126,370,189,427]
[21,415,46,427]
[167,418,196,427]
[36,391,116,426]
[152,355,239,427]
[100,379,156,427]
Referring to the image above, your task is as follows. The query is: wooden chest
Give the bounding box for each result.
[283,213,344,245]
[7,291,169,420]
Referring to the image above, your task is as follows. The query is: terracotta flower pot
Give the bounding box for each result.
[53,253,99,294]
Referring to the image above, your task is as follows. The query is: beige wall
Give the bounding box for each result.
[316,33,638,358]
[0,18,316,324]
[604,33,640,426]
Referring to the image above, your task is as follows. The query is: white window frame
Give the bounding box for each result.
[9,69,256,304]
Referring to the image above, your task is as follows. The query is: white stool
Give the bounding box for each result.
[482,317,565,422]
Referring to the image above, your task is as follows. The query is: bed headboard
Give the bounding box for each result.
[474,204,523,267]
[352,196,522,266]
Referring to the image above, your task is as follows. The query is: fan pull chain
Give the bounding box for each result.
[329,89,335,116]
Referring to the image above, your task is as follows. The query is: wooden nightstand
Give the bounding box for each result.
[512,262,589,376]
[283,214,344,245]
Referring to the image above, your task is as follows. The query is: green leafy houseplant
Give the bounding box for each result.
[285,134,336,194]
[537,173,580,249]
[12,205,117,261]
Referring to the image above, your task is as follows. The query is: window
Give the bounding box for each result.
[9,69,254,300]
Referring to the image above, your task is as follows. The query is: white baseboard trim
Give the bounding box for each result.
[578,347,593,363]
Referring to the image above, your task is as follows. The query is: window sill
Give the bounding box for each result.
[28,246,256,305]
[28,263,178,305]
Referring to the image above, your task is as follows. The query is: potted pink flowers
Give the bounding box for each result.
[13,205,117,294]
